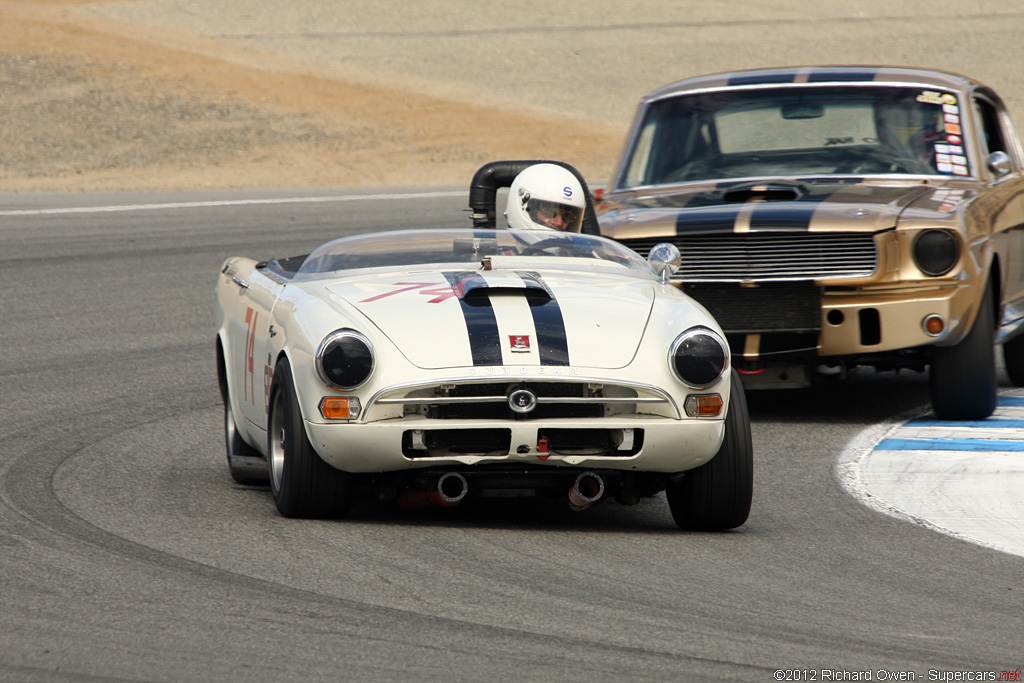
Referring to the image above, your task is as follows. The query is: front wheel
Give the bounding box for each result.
[267,358,353,519]
[666,370,753,531]
[930,282,997,420]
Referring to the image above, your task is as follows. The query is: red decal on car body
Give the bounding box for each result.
[360,282,456,304]
[244,307,258,405]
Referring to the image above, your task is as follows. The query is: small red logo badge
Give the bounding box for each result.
[509,335,531,352]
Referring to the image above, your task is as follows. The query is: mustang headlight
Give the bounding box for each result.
[670,327,729,388]
[316,329,374,390]
[912,229,960,277]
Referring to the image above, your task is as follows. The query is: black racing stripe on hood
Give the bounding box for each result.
[806,68,881,82]
[444,271,502,366]
[727,71,799,86]
[748,203,816,231]
[516,272,570,366]
[745,183,857,231]
[676,207,742,234]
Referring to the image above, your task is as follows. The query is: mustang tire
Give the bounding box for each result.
[666,370,752,531]
[930,281,997,420]
[1002,331,1024,387]
[268,358,353,519]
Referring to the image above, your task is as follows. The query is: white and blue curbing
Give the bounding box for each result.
[838,394,1024,558]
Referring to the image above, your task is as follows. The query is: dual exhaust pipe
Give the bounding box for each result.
[397,471,607,512]
[567,471,605,512]
[398,472,469,509]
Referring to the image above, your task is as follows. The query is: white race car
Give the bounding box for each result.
[215,183,752,530]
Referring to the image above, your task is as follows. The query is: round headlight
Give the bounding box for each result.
[670,327,729,388]
[913,230,960,277]
[316,330,374,389]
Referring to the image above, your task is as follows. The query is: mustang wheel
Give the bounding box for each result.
[666,370,752,531]
[930,282,997,420]
[267,358,353,519]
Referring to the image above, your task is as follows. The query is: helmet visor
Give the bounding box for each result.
[526,198,581,230]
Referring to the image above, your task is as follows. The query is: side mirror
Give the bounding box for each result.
[647,242,681,283]
[988,150,1013,178]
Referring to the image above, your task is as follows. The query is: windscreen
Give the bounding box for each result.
[288,229,652,279]
[617,85,970,187]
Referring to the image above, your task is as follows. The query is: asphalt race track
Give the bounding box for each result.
[1,189,1022,681]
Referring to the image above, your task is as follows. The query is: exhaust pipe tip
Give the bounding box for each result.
[436,472,469,506]
[568,471,605,512]
[396,472,469,509]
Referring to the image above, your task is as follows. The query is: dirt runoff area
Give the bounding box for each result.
[0,1,624,192]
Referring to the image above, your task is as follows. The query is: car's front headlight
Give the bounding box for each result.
[316,329,374,390]
[912,229,960,277]
[669,326,729,388]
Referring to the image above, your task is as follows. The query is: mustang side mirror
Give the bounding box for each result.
[647,242,681,283]
[988,151,1013,178]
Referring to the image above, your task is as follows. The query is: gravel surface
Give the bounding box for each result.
[3,1,1024,192]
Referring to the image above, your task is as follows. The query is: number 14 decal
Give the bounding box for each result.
[360,282,456,304]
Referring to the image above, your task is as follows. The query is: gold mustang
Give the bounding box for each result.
[598,66,1024,420]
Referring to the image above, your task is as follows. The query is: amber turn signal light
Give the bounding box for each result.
[922,314,945,337]
[319,397,360,420]
[684,394,724,417]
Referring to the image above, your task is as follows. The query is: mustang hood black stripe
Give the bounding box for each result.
[748,203,817,230]
[676,207,742,233]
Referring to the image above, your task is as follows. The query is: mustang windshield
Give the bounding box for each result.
[291,229,651,278]
[617,85,971,188]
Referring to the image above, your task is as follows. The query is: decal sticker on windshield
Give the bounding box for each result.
[922,97,969,176]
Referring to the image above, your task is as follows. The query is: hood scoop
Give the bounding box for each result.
[453,271,552,303]
[723,184,803,203]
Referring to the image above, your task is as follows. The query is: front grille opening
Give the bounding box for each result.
[538,428,644,457]
[402,428,511,458]
[684,283,821,333]
[426,382,603,420]
[443,382,583,398]
[430,402,603,420]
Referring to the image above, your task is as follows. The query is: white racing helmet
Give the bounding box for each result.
[505,163,586,232]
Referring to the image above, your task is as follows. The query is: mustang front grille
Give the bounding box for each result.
[619,232,878,282]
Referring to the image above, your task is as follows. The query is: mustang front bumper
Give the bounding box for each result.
[819,283,971,356]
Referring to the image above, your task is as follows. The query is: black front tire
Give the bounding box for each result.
[267,358,353,519]
[930,282,997,420]
[666,370,753,531]
[1003,332,1024,386]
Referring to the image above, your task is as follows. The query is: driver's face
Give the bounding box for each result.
[536,204,576,229]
